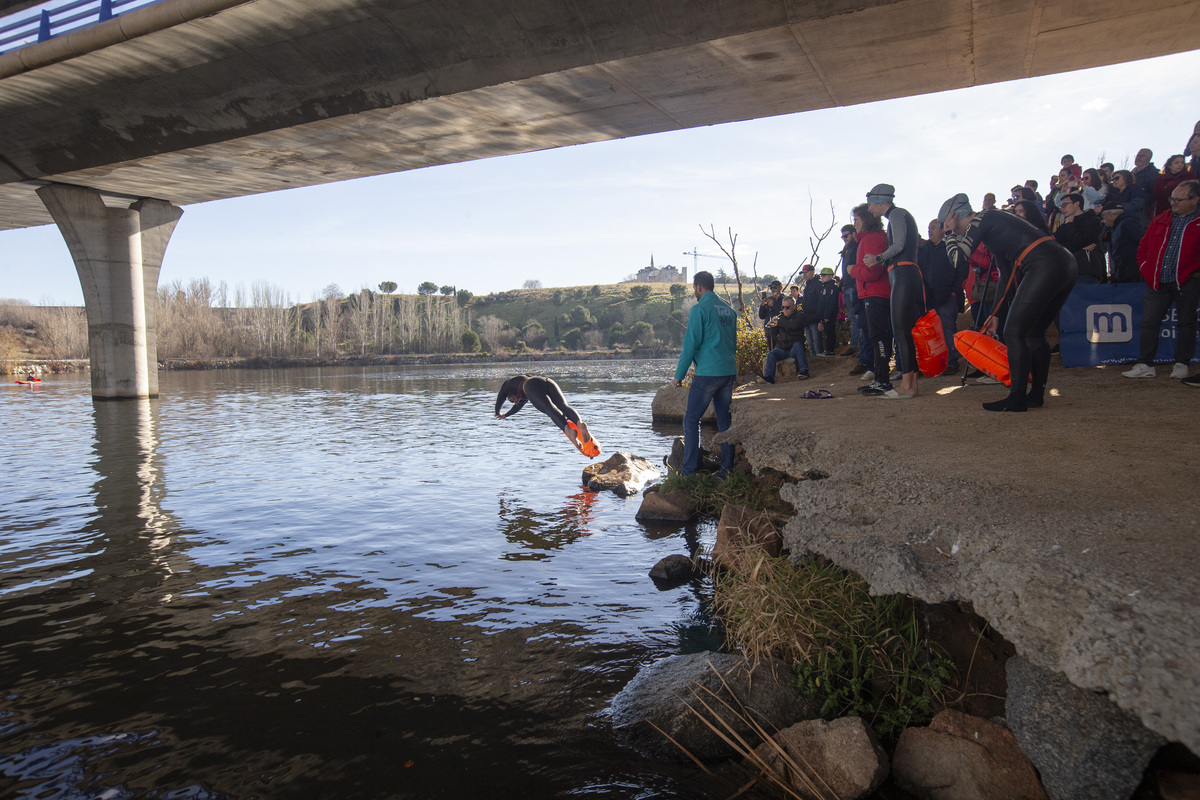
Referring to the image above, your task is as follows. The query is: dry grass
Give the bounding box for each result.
[706,544,956,746]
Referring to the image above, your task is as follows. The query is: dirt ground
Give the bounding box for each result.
[710,347,1200,752]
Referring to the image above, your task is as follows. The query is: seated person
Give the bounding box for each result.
[759,297,811,383]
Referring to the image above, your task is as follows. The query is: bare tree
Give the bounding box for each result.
[784,195,839,288]
[31,304,87,359]
[700,224,751,314]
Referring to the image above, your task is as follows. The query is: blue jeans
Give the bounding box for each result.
[805,323,822,356]
[682,375,735,476]
[844,284,871,367]
[764,343,809,379]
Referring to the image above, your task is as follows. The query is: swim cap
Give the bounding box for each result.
[937,193,974,226]
[866,183,895,203]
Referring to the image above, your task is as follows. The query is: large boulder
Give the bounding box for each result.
[892,709,1047,800]
[651,383,715,424]
[635,487,696,523]
[1005,655,1166,800]
[752,716,889,800]
[712,505,785,570]
[582,452,660,497]
[610,652,819,762]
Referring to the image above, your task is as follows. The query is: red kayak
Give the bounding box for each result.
[15,378,42,386]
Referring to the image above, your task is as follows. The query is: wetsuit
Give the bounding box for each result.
[879,205,924,376]
[495,375,582,430]
[944,210,1078,411]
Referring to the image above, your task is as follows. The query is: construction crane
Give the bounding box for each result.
[682,248,726,273]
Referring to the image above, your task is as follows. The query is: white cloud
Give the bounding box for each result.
[1082,97,1112,112]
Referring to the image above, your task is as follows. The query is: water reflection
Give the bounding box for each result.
[497,491,601,559]
[0,363,724,799]
[87,398,192,604]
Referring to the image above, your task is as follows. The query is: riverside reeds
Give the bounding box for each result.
[657,471,791,517]
[707,546,955,747]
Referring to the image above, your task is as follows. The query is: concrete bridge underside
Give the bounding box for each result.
[3,0,1199,231]
[1,0,1198,398]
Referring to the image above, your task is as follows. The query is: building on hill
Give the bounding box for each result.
[632,255,687,283]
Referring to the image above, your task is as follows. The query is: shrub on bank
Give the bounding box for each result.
[709,550,955,747]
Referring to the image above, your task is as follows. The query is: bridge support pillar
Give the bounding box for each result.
[37,185,183,400]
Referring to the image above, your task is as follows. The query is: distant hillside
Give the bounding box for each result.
[466,280,765,351]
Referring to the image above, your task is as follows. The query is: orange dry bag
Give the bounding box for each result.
[954,330,1010,386]
[912,310,948,377]
[567,421,601,458]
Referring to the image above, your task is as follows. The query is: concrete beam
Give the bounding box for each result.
[36,184,182,399]
[1,0,1199,229]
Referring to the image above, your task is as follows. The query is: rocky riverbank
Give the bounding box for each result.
[647,355,1199,797]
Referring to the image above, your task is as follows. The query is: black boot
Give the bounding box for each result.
[983,390,1027,413]
[1026,383,1045,408]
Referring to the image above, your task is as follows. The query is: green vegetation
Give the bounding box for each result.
[656,471,791,517]
[709,550,956,747]
[735,313,768,377]
[658,466,956,751]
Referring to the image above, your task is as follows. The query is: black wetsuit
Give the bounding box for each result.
[880,205,925,375]
[495,375,582,430]
[944,210,1078,411]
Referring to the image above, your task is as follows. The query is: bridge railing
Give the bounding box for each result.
[0,0,165,55]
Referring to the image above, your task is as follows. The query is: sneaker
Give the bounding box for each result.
[859,381,893,396]
[1170,362,1189,379]
[860,370,875,382]
[797,370,810,380]
[1122,363,1155,378]
[755,374,775,385]
[1183,373,1200,387]
[889,372,902,382]
[976,375,999,384]
[939,363,961,376]
[848,364,868,376]
[821,351,835,357]
[964,368,984,379]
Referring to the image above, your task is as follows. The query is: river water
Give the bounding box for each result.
[0,361,728,799]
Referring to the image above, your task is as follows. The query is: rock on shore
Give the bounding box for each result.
[610,652,819,762]
[581,452,659,497]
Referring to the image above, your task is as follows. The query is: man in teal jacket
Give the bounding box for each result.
[672,270,737,475]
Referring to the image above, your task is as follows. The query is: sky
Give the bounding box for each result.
[4,48,1200,306]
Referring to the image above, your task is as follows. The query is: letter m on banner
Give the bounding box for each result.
[1086,304,1133,343]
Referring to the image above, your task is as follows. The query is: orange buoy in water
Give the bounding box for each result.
[567,421,601,458]
[954,330,1011,385]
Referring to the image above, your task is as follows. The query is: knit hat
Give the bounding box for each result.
[866,183,895,204]
[937,193,974,227]
[820,267,835,275]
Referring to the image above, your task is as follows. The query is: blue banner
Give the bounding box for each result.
[1059,283,1200,367]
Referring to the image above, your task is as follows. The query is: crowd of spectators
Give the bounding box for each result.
[755,121,1200,395]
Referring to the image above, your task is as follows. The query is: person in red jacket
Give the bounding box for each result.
[848,204,892,393]
[1124,180,1200,380]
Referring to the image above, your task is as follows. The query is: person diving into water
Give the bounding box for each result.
[494,375,601,457]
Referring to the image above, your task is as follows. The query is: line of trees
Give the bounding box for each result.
[153,279,474,360]
[3,278,691,367]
